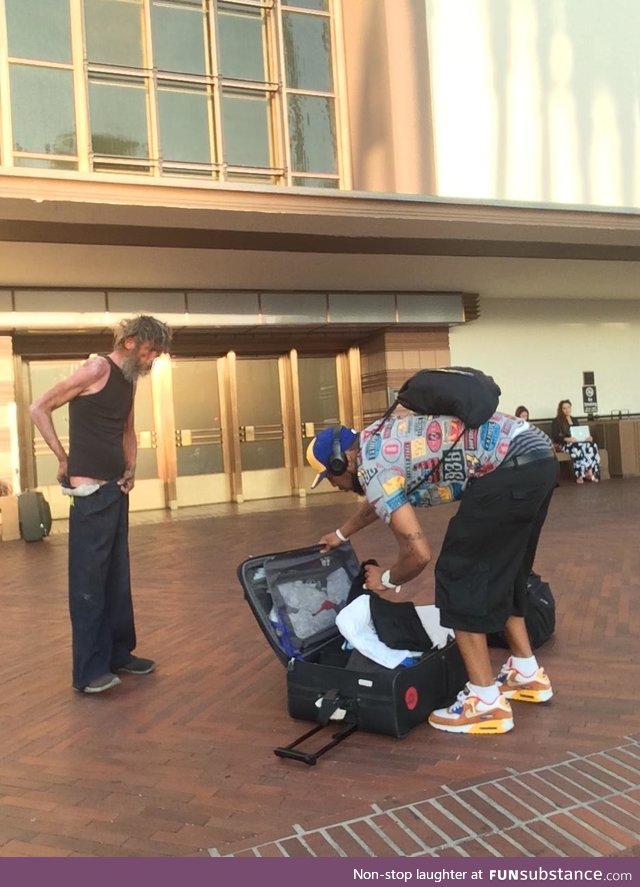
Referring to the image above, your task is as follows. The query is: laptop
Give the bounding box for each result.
[570,425,590,442]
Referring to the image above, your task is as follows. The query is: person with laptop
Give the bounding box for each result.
[551,399,600,484]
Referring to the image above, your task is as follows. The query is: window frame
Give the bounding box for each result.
[0,0,345,187]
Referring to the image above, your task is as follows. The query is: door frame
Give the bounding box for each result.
[15,344,364,512]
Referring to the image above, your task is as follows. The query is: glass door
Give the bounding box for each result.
[28,360,82,519]
[298,356,340,495]
[127,370,165,512]
[172,358,230,506]
[236,357,290,500]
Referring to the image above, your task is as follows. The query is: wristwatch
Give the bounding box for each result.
[380,569,398,589]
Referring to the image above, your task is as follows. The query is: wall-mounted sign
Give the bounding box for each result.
[582,385,598,413]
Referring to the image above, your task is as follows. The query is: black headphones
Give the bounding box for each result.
[327,426,348,476]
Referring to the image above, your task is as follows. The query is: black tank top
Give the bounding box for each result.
[68,356,134,481]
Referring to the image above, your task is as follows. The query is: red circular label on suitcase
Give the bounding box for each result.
[404,686,418,710]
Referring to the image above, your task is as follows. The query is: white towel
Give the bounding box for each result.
[415,605,455,651]
[336,597,454,669]
[60,483,101,497]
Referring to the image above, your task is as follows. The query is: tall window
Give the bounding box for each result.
[0,0,341,186]
[4,0,78,169]
[282,0,338,186]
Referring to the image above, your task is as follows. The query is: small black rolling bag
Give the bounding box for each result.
[237,543,467,764]
[18,490,52,542]
[487,571,555,650]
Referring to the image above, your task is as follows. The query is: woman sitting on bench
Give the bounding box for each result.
[551,399,600,484]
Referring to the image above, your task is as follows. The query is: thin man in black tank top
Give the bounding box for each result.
[29,315,171,694]
[68,357,134,482]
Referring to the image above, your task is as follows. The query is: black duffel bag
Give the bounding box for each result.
[488,572,556,650]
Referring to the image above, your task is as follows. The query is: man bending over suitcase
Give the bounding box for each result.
[306,416,558,735]
[30,315,171,694]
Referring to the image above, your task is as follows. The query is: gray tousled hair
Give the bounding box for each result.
[113,315,172,352]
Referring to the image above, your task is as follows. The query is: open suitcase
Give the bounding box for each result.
[237,543,468,764]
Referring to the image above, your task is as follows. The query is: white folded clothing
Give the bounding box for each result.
[414,605,455,651]
[335,596,454,670]
[60,483,101,497]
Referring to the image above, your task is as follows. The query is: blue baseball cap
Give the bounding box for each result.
[306,426,359,489]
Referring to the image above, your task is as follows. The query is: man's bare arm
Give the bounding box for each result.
[341,500,379,536]
[118,398,137,494]
[319,500,378,550]
[380,503,432,586]
[29,358,109,480]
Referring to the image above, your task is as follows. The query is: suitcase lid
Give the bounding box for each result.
[237,543,361,665]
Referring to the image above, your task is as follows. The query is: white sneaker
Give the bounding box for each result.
[428,685,514,734]
[75,673,121,694]
[497,658,553,703]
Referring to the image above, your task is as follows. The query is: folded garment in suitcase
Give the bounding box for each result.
[336,594,454,669]
[263,544,358,658]
[238,543,468,760]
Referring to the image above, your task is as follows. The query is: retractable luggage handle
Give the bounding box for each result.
[273,721,357,766]
[274,688,357,765]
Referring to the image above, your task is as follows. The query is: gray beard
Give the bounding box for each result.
[121,354,151,383]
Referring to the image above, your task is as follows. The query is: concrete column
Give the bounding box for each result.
[0,336,17,493]
[360,330,450,425]
[0,336,21,540]
[341,0,436,193]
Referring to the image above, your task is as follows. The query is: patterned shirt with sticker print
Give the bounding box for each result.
[357,412,528,524]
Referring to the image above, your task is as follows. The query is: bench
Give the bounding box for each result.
[532,420,609,481]
[554,446,609,481]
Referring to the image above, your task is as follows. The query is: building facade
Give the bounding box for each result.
[0,0,639,517]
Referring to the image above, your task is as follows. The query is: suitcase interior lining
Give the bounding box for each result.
[241,547,434,674]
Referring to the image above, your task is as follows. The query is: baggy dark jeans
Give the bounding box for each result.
[68,481,136,688]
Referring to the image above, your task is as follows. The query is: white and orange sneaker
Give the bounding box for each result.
[497,657,553,703]
[428,686,514,735]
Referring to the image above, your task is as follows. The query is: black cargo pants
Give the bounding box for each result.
[435,456,559,634]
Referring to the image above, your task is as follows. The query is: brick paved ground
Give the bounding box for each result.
[1,477,638,857]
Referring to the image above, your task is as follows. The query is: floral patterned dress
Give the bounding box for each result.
[551,418,600,480]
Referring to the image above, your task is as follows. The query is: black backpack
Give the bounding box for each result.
[388,366,501,427]
[487,572,556,650]
[373,368,501,485]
